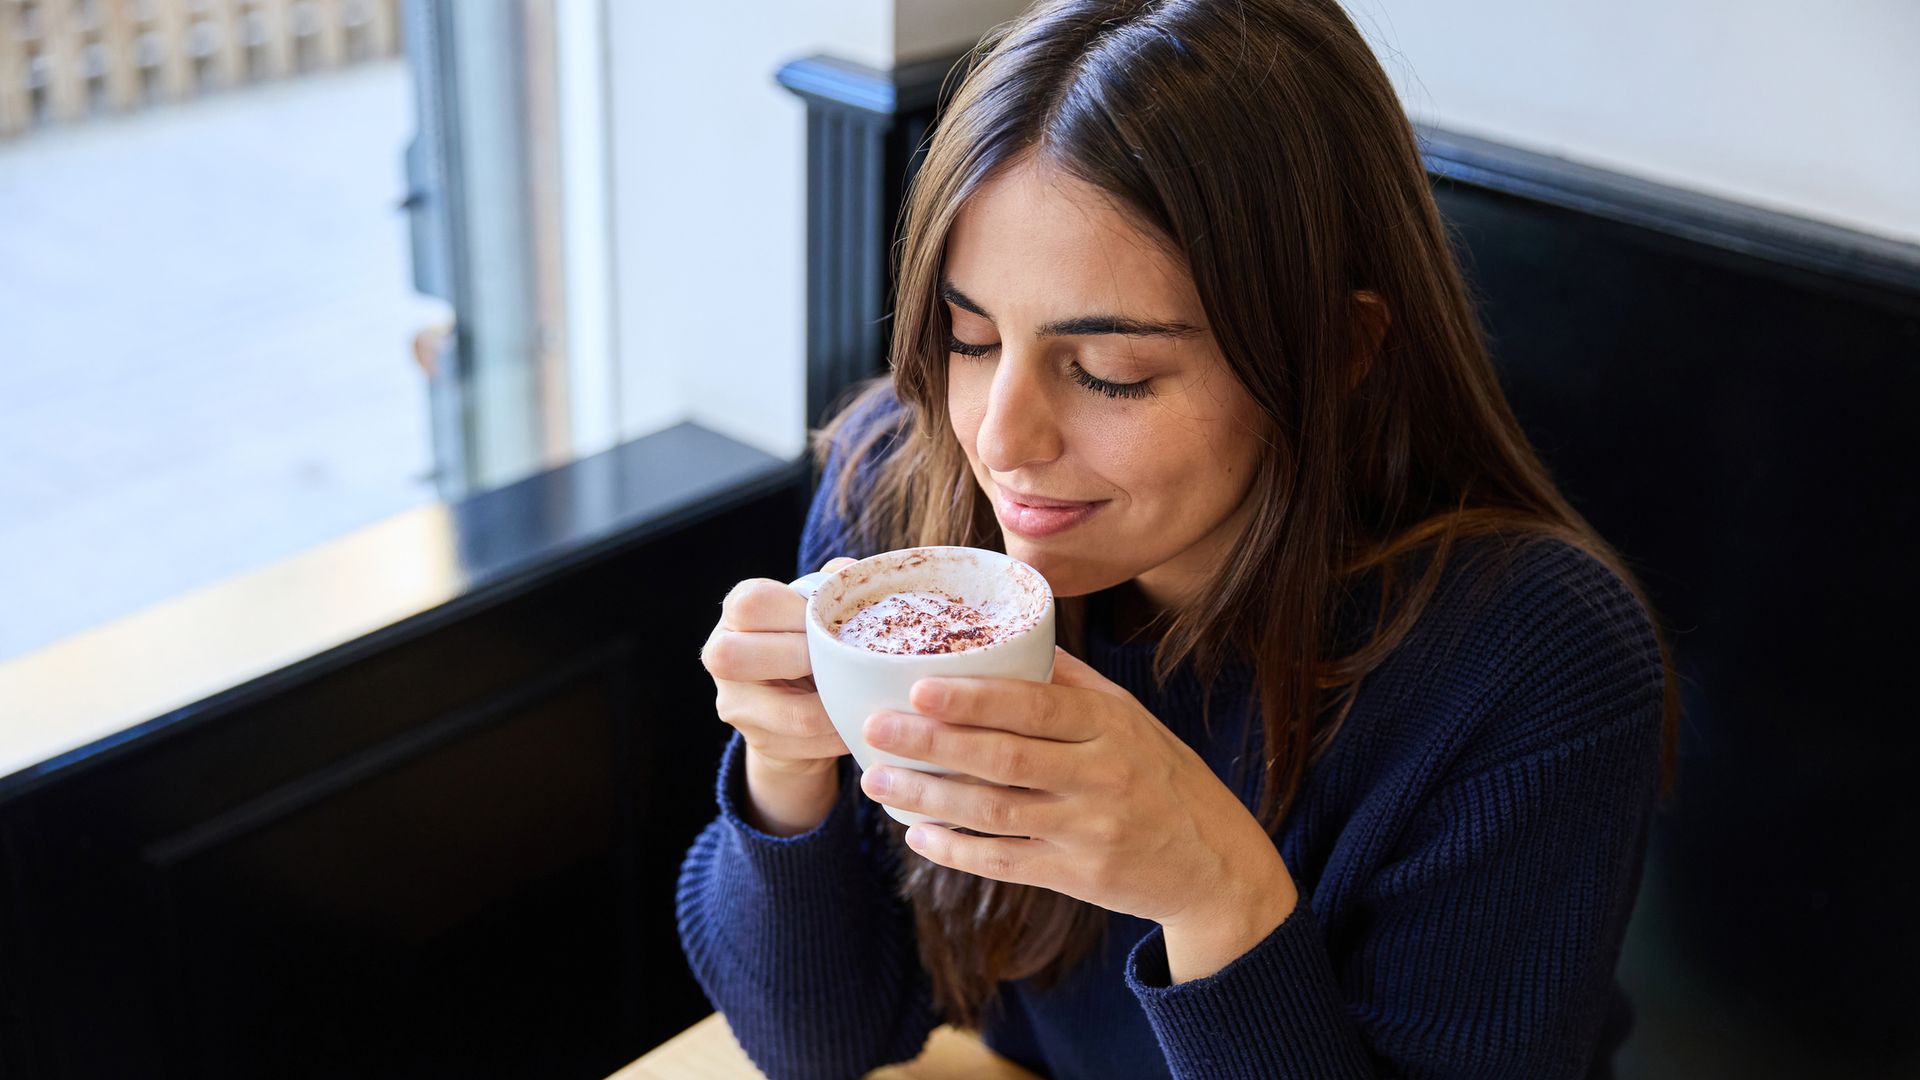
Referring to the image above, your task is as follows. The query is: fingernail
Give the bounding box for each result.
[864,712,896,744]
[914,679,948,711]
[905,825,929,848]
[865,767,892,795]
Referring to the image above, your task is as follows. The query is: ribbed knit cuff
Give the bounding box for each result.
[703,733,888,948]
[714,730,862,850]
[689,733,879,992]
[678,734,934,1078]
[1126,901,1373,1079]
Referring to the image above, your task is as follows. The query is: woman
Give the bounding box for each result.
[679,1,1677,1077]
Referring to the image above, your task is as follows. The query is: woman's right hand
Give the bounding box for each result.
[700,557,857,835]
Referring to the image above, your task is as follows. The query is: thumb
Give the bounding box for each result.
[1050,646,1127,698]
[820,556,859,573]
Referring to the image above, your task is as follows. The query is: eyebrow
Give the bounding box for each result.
[940,280,1203,339]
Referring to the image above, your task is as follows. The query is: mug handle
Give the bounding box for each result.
[788,570,832,599]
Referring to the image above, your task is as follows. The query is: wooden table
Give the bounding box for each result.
[611,1014,1041,1079]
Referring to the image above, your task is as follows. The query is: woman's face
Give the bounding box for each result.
[943,157,1265,607]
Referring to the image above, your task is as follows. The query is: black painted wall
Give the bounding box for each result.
[0,454,807,1079]
[778,53,955,426]
[1434,180,1920,1078]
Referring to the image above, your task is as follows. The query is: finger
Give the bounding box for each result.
[717,679,836,738]
[820,556,859,573]
[721,579,809,633]
[907,676,1098,742]
[702,630,812,682]
[861,767,1065,839]
[863,712,1077,789]
[903,825,1052,888]
[746,729,849,763]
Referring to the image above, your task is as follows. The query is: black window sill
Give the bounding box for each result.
[0,422,802,803]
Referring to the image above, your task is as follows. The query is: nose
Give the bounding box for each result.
[975,351,1064,474]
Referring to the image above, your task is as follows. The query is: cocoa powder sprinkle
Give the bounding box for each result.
[832,589,1026,655]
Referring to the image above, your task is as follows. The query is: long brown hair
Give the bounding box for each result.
[816,0,1681,1028]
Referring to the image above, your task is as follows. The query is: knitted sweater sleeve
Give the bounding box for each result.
[675,734,940,1079]
[674,384,937,1079]
[1124,546,1667,1079]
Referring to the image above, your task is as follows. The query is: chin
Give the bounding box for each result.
[999,536,1132,599]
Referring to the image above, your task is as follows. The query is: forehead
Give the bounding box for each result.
[943,157,1200,322]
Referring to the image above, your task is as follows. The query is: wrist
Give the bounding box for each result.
[1159,843,1297,984]
[745,743,840,781]
[742,746,843,837]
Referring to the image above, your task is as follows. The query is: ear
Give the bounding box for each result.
[1348,290,1392,391]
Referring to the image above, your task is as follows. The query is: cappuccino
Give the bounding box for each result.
[789,546,1056,826]
[831,589,1032,655]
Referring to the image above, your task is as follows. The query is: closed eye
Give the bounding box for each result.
[944,337,1151,400]
[1068,361,1150,399]
[946,337,997,359]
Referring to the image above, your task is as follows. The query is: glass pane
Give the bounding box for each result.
[0,1,445,661]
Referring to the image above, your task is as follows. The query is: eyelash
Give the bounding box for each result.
[944,338,1151,400]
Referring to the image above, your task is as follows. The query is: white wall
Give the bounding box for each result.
[894,0,1030,63]
[605,2,1032,459]
[605,2,891,458]
[609,1,1916,461]
[1345,0,1920,244]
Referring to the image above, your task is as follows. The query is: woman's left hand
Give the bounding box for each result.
[860,647,1300,980]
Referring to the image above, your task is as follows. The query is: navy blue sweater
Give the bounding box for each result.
[676,392,1665,1079]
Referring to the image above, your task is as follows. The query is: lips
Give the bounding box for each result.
[994,484,1107,539]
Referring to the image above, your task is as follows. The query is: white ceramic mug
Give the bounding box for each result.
[789,546,1056,826]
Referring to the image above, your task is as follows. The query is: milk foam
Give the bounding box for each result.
[831,589,1031,655]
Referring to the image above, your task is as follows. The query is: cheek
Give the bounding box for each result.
[1079,421,1158,494]
[946,365,988,453]
[1104,404,1260,525]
